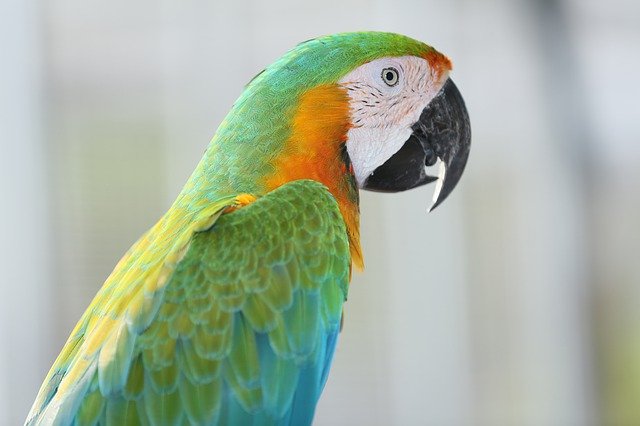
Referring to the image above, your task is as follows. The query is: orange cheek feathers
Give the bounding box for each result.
[265,84,352,190]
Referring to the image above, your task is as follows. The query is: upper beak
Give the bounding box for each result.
[362,78,471,211]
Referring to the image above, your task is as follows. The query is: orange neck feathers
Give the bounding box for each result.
[264,84,363,268]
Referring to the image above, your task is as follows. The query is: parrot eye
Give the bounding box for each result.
[381,67,399,87]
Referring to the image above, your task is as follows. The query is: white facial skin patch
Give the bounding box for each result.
[339,56,449,187]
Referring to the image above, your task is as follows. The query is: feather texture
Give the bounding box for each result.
[27,180,349,425]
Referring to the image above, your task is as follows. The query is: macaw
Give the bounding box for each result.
[26,32,470,425]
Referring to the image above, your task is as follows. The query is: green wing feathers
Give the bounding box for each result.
[27,180,351,425]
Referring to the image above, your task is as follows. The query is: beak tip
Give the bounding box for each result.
[428,198,444,213]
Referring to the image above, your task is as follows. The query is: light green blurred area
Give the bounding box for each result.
[1,0,639,425]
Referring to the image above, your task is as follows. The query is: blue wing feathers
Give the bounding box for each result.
[219,328,339,426]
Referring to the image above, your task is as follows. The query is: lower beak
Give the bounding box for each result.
[362,78,471,211]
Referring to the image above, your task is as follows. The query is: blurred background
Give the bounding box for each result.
[2,0,639,424]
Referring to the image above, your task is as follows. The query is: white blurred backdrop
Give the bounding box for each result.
[2,0,639,424]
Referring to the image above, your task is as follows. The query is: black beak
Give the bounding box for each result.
[362,78,471,211]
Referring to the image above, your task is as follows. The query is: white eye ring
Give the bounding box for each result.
[381,67,399,87]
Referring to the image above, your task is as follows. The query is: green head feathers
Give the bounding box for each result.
[245,32,441,96]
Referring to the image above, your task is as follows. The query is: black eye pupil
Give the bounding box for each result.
[382,68,398,86]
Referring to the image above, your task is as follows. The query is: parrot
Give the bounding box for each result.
[26,32,470,425]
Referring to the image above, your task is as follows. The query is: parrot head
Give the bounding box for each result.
[196,32,470,264]
[222,32,470,210]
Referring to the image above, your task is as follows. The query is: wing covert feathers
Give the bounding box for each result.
[27,180,350,425]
